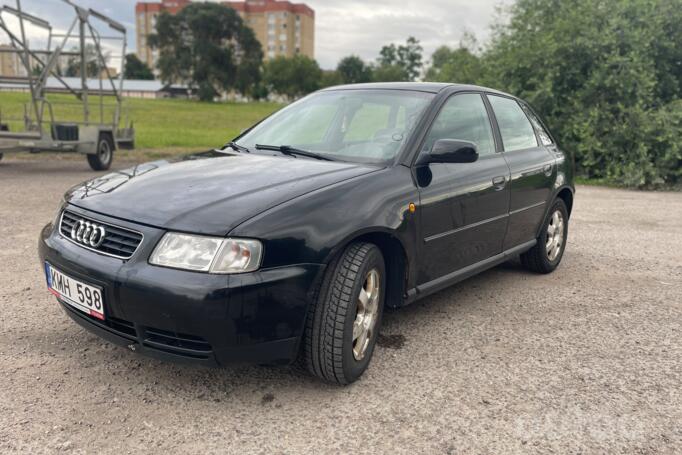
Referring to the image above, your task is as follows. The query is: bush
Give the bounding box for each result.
[427,0,682,188]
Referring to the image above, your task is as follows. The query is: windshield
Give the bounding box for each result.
[236,90,434,164]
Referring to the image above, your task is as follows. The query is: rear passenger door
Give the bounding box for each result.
[486,94,556,250]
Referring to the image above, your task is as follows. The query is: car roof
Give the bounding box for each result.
[320,81,512,97]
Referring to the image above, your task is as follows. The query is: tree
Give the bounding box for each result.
[377,36,423,81]
[429,46,456,73]
[371,64,409,82]
[320,70,343,88]
[263,55,322,99]
[424,47,482,84]
[336,55,372,84]
[65,44,110,78]
[149,2,263,101]
[124,54,154,80]
[425,33,482,84]
[481,0,682,187]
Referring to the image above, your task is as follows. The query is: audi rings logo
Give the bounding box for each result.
[71,219,107,248]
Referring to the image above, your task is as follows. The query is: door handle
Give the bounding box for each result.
[492,176,506,190]
[543,163,553,176]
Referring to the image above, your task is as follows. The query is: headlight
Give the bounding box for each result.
[149,233,262,274]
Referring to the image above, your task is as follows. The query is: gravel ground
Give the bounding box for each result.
[1,157,680,454]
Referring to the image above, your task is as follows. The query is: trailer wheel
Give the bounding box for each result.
[87,134,114,171]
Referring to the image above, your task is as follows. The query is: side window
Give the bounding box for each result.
[423,93,495,156]
[488,95,538,151]
[521,104,553,146]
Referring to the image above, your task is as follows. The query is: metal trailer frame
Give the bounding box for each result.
[0,0,134,170]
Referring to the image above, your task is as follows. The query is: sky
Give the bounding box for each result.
[2,0,509,70]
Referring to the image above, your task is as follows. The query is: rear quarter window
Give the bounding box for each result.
[521,104,554,146]
[488,95,538,151]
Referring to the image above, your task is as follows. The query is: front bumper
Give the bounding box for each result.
[39,205,324,366]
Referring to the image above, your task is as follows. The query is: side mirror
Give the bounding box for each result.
[418,139,479,165]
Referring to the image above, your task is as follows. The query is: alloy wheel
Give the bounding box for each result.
[546,210,565,261]
[352,268,380,360]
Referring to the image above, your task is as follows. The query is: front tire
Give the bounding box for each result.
[301,242,385,384]
[87,134,114,171]
[521,198,569,273]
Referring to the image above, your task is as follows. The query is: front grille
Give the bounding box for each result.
[60,210,143,259]
[143,327,213,359]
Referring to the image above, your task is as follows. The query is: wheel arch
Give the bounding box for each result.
[556,186,574,217]
[323,229,409,309]
[534,185,574,239]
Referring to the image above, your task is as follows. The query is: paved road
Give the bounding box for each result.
[1,158,680,454]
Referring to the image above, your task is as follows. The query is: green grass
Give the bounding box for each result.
[0,92,282,154]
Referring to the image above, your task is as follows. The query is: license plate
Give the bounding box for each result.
[45,262,105,320]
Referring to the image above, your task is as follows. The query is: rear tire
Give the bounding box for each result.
[87,134,114,171]
[301,242,385,385]
[521,198,569,274]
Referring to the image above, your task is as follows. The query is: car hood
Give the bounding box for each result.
[67,151,380,235]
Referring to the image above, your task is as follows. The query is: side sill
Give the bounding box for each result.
[403,239,536,305]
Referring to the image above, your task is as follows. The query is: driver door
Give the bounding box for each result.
[416,92,511,284]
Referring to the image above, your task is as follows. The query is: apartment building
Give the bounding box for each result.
[0,44,76,79]
[135,0,315,70]
[0,44,28,78]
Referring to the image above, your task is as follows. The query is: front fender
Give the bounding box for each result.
[229,166,419,274]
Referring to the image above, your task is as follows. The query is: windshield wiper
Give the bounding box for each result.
[222,141,251,153]
[255,144,334,161]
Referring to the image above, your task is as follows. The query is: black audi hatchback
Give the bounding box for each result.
[40,83,574,384]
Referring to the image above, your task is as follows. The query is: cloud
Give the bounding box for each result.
[306,0,506,68]
[2,0,508,70]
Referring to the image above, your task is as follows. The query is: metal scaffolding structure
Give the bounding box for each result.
[0,0,135,170]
